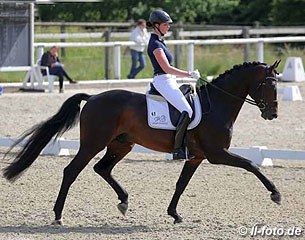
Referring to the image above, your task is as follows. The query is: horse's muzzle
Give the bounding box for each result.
[261,108,278,120]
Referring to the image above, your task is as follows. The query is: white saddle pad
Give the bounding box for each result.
[146,91,202,130]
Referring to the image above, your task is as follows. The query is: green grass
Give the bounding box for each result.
[1,25,304,83]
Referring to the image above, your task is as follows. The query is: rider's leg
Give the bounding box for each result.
[172,111,191,160]
[152,75,193,160]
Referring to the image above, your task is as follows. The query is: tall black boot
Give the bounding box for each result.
[172,111,192,160]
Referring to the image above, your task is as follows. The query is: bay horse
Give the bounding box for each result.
[3,61,281,225]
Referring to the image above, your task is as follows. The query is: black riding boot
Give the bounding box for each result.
[172,111,192,160]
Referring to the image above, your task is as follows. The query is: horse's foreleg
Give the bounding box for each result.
[94,138,134,216]
[206,148,281,204]
[167,159,203,224]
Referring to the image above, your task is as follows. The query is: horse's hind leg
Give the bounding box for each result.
[52,146,101,225]
[93,137,134,216]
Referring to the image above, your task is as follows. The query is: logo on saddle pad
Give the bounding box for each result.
[150,112,168,124]
[146,84,202,130]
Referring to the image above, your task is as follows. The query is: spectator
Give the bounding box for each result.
[40,46,77,93]
[127,19,150,79]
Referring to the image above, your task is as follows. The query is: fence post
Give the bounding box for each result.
[256,41,264,62]
[114,44,121,79]
[104,30,111,79]
[173,22,183,68]
[187,42,194,71]
[253,21,260,38]
[60,21,66,57]
[242,27,250,62]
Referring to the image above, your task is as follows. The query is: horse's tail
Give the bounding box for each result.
[3,93,91,182]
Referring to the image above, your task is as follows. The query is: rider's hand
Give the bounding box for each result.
[189,69,201,80]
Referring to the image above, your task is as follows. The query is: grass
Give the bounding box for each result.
[1,25,304,83]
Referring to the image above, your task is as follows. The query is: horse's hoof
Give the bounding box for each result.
[51,219,63,226]
[117,202,128,216]
[174,217,183,224]
[271,191,281,205]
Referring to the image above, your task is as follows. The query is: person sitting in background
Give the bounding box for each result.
[127,19,150,79]
[40,46,77,93]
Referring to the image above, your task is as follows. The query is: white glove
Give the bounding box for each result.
[189,69,201,80]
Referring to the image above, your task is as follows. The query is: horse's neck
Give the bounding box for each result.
[207,74,250,125]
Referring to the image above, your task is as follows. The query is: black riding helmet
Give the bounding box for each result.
[148,10,173,36]
[148,10,173,25]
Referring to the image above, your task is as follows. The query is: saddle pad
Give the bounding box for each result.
[146,92,202,130]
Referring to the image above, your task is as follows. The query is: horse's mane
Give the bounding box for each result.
[211,61,267,83]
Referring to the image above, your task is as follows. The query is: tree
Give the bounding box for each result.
[36,0,305,26]
[270,0,305,25]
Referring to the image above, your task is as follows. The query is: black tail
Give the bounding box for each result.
[3,93,91,182]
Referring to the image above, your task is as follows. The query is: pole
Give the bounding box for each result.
[242,27,250,62]
[173,24,182,68]
[114,44,121,79]
[104,30,111,79]
[187,43,194,71]
[30,3,34,66]
[60,21,66,57]
[256,41,264,62]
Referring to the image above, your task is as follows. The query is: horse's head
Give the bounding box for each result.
[248,60,281,120]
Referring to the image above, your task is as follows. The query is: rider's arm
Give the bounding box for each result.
[153,48,190,77]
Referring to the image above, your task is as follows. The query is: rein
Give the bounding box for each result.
[198,76,259,107]
[198,70,277,110]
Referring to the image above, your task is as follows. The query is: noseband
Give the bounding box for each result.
[251,75,278,110]
[199,68,277,110]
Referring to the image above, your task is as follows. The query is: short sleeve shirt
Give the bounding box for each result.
[147,33,173,75]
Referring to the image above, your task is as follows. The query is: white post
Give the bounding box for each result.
[114,44,121,79]
[30,3,35,67]
[256,41,264,62]
[187,42,194,71]
[37,46,44,62]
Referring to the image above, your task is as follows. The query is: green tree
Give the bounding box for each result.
[37,0,305,25]
[270,0,305,25]
[227,0,273,25]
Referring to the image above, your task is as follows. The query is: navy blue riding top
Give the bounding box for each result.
[147,33,173,75]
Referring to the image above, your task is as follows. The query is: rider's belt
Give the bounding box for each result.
[154,73,166,76]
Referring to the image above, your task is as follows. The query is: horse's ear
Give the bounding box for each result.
[269,60,281,73]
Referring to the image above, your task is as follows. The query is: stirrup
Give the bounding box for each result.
[172,148,194,161]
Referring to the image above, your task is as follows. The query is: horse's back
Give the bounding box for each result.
[81,89,146,121]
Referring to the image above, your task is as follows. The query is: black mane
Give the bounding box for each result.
[212,61,267,83]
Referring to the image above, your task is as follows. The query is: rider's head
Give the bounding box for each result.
[148,10,173,36]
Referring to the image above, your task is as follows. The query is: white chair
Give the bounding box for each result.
[36,59,59,93]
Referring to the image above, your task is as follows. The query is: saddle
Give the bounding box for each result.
[146,83,200,129]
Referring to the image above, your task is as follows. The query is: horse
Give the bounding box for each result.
[3,61,281,225]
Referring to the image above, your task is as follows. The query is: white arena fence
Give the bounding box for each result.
[1,137,305,167]
[32,36,305,79]
[1,36,305,80]
[34,27,305,40]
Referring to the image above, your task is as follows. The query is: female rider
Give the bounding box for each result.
[147,10,200,160]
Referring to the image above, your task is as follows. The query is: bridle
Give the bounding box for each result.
[199,68,278,110]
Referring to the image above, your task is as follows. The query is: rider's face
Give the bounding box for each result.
[159,22,170,34]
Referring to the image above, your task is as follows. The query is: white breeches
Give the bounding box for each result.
[152,74,193,118]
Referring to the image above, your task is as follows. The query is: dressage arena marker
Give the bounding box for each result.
[281,57,305,82]
[281,86,303,101]
[1,137,305,167]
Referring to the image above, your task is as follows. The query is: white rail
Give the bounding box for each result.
[1,137,304,167]
[34,36,305,79]
[34,28,305,40]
